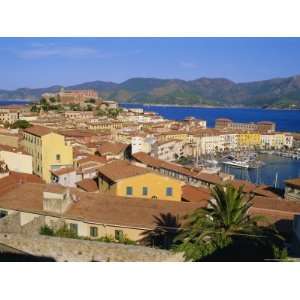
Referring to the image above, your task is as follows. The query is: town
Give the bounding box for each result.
[0,88,300,261]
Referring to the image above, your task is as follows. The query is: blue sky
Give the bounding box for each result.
[0,38,300,89]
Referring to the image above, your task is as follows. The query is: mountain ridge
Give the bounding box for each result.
[1,75,300,108]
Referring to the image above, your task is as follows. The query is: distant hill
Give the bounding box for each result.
[1,75,300,108]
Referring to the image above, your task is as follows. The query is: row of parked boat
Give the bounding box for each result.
[200,152,265,170]
[221,153,265,169]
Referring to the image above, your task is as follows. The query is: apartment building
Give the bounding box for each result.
[198,133,225,154]
[158,131,188,142]
[87,120,124,131]
[131,135,156,154]
[260,133,286,149]
[0,148,32,174]
[151,140,184,161]
[64,111,94,120]
[237,132,261,149]
[98,160,184,201]
[215,118,275,133]
[23,125,73,183]
[0,107,20,124]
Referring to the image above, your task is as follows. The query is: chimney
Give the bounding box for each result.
[43,185,73,215]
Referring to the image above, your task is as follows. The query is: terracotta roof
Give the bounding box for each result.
[226,179,256,193]
[76,179,98,192]
[98,160,151,182]
[23,125,53,137]
[51,167,75,176]
[9,171,44,184]
[97,141,128,155]
[59,130,95,138]
[0,172,43,196]
[77,155,108,166]
[196,172,223,185]
[250,196,300,220]
[132,152,199,178]
[253,186,282,198]
[182,185,212,204]
[285,178,300,188]
[44,184,66,194]
[0,183,203,229]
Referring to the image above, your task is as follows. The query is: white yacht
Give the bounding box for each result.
[222,160,250,169]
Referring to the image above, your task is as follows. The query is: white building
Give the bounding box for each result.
[131,135,156,154]
[199,134,225,154]
[151,140,185,161]
[0,150,33,174]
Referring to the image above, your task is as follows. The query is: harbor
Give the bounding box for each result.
[193,151,300,189]
[220,153,300,189]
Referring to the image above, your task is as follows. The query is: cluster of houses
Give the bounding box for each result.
[0,92,300,247]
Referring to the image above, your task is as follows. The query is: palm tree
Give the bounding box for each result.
[141,213,181,249]
[175,184,274,261]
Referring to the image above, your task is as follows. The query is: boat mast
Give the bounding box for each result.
[274,172,278,189]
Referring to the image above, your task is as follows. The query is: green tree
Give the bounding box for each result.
[96,109,106,117]
[175,184,284,261]
[107,108,122,118]
[49,97,57,103]
[11,120,32,129]
[40,97,48,105]
[85,98,96,104]
[30,104,40,113]
[141,213,181,249]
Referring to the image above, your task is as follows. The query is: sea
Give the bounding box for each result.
[121,103,300,132]
[1,100,300,188]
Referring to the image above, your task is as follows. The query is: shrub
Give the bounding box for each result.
[55,224,78,239]
[11,120,31,129]
[39,225,54,236]
[96,235,115,243]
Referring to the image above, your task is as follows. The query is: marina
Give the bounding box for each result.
[220,154,300,189]
[193,151,300,189]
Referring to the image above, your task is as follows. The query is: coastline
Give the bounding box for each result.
[121,102,300,111]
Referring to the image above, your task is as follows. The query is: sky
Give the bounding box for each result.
[0,37,300,89]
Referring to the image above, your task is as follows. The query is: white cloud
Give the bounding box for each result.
[17,44,104,59]
[15,43,142,60]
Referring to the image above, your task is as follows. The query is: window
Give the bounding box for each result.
[56,154,61,161]
[142,186,148,196]
[90,226,98,237]
[0,210,8,219]
[166,187,173,196]
[126,186,133,196]
[115,230,124,241]
[69,223,78,235]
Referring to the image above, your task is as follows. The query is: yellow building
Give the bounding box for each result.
[237,132,261,149]
[98,160,184,201]
[87,120,124,131]
[0,182,201,245]
[159,131,188,142]
[23,125,73,183]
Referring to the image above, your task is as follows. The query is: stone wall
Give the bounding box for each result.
[0,213,45,236]
[0,213,22,233]
[0,233,184,262]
